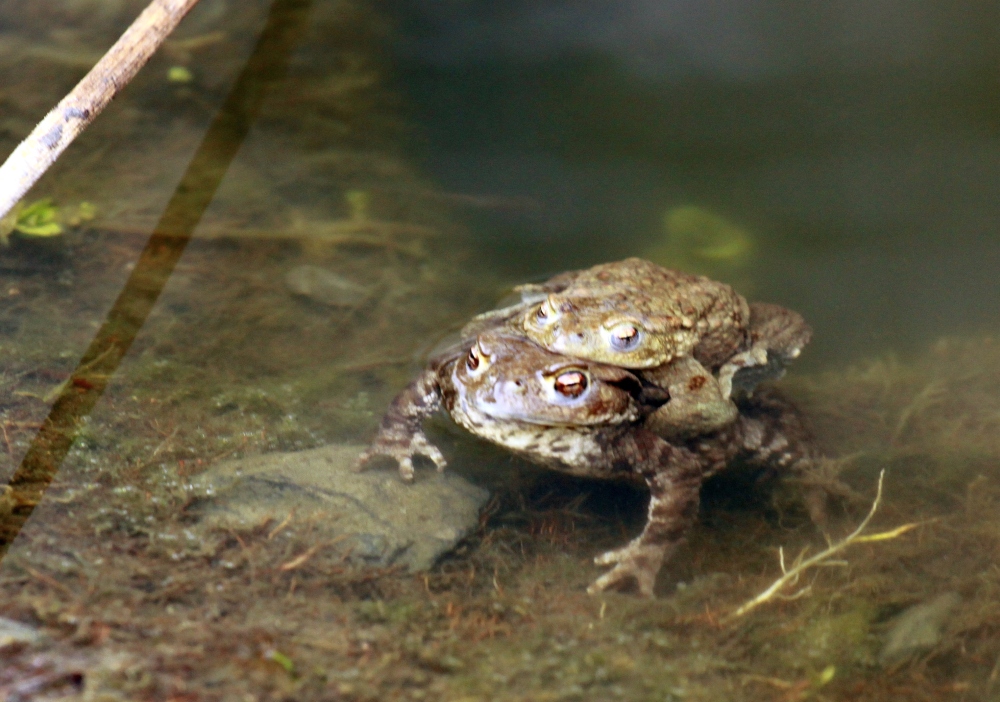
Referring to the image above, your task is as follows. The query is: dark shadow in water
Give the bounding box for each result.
[0,0,313,558]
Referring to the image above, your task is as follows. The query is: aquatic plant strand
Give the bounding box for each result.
[730,470,921,619]
[0,0,201,219]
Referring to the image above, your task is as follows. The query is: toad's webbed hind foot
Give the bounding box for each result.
[589,540,666,598]
[354,430,447,481]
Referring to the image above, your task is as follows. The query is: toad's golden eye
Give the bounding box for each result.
[554,370,588,398]
[466,347,480,371]
[609,323,641,351]
[532,298,558,326]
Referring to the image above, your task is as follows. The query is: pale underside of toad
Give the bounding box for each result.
[464,258,812,441]
[356,328,827,597]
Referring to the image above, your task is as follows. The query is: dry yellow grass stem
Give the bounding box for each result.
[729,470,920,619]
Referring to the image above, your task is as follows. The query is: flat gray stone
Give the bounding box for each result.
[190,444,489,571]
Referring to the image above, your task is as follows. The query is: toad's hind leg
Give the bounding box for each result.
[722,387,859,529]
[588,432,704,597]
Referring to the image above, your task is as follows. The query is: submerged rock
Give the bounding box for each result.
[879,592,961,664]
[284,265,372,307]
[190,444,489,570]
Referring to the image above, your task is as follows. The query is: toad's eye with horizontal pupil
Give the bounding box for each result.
[609,324,641,351]
[466,348,480,371]
[554,371,588,398]
[535,305,549,322]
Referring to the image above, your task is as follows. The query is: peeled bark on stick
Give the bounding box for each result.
[0,0,202,219]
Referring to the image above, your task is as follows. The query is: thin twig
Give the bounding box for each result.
[278,542,325,571]
[0,0,202,219]
[729,470,921,619]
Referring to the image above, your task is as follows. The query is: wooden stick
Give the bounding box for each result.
[0,0,201,219]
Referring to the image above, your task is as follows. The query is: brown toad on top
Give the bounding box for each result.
[357,328,826,597]
[520,257,750,368]
[466,258,811,440]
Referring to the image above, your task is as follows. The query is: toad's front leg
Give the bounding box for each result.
[588,431,705,597]
[718,302,812,399]
[642,356,738,441]
[354,367,447,481]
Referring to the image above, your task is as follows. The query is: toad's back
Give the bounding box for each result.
[520,258,750,369]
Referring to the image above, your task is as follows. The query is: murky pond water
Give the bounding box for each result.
[1,1,1000,700]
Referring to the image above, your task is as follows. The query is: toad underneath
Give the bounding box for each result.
[356,327,824,597]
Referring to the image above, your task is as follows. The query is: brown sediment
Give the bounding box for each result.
[5,311,1000,697]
